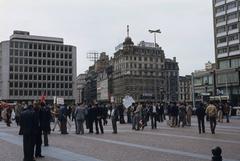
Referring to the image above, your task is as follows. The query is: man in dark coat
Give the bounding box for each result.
[20,102,36,161]
[195,103,205,134]
[95,103,104,134]
[88,104,96,134]
[40,103,51,146]
[33,102,44,158]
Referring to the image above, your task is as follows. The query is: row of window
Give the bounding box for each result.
[9,89,73,97]
[217,33,239,43]
[10,41,73,52]
[216,11,239,23]
[10,50,73,59]
[216,22,238,33]
[219,58,240,69]
[9,57,73,67]
[10,65,72,74]
[125,56,163,62]
[9,73,73,81]
[9,81,73,89]
[218,44,239,54]
[115,63,164,70]
[217,72,239,84]
[216,1,238,13]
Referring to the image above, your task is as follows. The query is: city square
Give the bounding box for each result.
[0,116,239,161]
[1,0,240,161]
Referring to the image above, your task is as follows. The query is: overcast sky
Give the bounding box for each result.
[0,0,214,76]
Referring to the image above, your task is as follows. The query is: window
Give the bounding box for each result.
[217,47,227,54]
[216,5,225,13]
[217,37,227,43]
[216,26,226,33]
[227,1,236,10]
[229,45,239,52]
[227,12,237,21]
[219,60,230,69]
[216,15,225,23]
[228,23,238,31]
[228,33,238,41]
[231,58,240,68]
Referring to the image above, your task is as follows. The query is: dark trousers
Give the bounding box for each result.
[89,120,94,133]
[76,120,84,134]
[209,116,216,134]
[60,120,68,134]
[151,113,157,129]
[95,118,104,134]
[112,118,117,133]
[15,116,20,126]
[34,132,42,157]
[197,117,205,134]
[23,134,34,161]
[43,131,48,146]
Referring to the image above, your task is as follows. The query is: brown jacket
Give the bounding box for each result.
[206,104,217,117]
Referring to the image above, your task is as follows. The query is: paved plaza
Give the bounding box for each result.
[0,117,239,161]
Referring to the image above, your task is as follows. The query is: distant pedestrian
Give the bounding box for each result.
[111,104,119,134]
[186,103,192,126]
[206,101,218,134]
[75,103,85,135]
[59,105,68,134]
[40,103,51,146]
[196,103,205,134]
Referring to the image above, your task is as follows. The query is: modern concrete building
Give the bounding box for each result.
[112,35,179,103]
[0,31,77,103]
[212,0,240,104]
[178,75,192,102]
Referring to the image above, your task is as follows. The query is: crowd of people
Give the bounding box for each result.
[0,100,233,161]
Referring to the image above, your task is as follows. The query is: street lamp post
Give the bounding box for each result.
[149,29,161,102]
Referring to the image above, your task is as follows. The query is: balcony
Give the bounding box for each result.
[216,21,226,27]
[227,7,238,14]
[229,50,240,56]
[215,1,225,7]
[229,39,239,45]
[227,18,238,24]
[216,32,227,37]
[217,42,227,48]
[226,0,236,3]
[228,29,238,35]
[217,52,228,58]
[216,11,226,17]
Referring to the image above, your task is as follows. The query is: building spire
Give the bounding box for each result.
[127,25,129,37]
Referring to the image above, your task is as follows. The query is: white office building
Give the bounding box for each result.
[0,31,77,103]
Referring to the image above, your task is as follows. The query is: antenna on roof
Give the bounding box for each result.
[127,25,129,37]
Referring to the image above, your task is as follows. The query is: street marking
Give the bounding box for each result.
[75,134,239,161]
[0,132,103,161]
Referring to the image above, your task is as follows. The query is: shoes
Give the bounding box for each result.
[112,132,117,134]
[44,144,49,146]
[35,155,44,158]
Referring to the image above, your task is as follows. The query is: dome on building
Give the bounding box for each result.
[123,36,134,46]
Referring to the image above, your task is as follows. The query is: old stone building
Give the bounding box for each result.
[112,35,179,103]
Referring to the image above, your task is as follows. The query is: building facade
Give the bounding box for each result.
[178,75,192,102]
[212,0,240,104]
[76,73,86,103]
[0,31,77,103]
[84,52,110,103]
[112,36,179,103]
